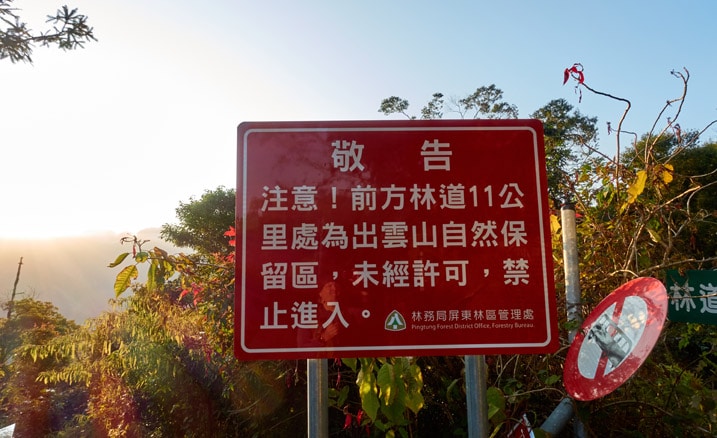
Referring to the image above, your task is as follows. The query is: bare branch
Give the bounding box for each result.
[579,81,631,190]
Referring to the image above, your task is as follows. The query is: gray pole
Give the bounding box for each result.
[559,203,586,437]
[307,358,328,438]
[539,205,585,436]
[561,203,582,342]
[465,355,489,438]
[540,397,575,434]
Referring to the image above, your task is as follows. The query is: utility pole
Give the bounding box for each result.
[7,257,23,319]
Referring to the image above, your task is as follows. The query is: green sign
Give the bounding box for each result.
[666,270,717,325]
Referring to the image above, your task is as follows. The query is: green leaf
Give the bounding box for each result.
[162,259,175,277]
[357,362,379,421]
[114,264,138,297]
[377,363,397,405]
[378,362,409,425]
[404,363,424,413]
[380,397,408,426]
[446,378,460,401]
[147,261,157,292]
[544,374,560,386]
[107,252,130,267]
[135,251,149,263]
[337,385,350,407]
[486,386,506,422]
[342,358,357,372]
[647,227,662,243]
[404,388,425,414]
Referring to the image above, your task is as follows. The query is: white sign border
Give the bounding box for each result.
[238,124,555,355]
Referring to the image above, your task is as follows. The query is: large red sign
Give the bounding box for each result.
[235,120,557,359]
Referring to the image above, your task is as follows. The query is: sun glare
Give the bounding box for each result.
[0,216,151,240]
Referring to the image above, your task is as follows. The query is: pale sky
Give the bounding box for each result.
[2,0,716,239]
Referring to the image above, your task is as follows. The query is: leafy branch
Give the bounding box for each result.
[0,1,96,63]
[108,235,179,297]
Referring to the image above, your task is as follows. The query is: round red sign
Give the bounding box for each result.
[563,277,667,401]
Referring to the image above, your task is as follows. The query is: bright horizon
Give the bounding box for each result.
[1,0,716,239]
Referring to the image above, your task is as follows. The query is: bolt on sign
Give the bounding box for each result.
[666,270,717,325]
[235,120,558,360]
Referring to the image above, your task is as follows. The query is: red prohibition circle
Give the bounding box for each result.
[564,277,667,401]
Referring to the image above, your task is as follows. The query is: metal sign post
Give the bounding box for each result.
[307,358,328,438]
[538,204,586,436]
[465,355,489,438]
[561,204,582,341]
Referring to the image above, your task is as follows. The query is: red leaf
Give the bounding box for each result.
[225,226,236,247]
[572,63,585,83]
[563,63,585,85]
[343,413,352,429]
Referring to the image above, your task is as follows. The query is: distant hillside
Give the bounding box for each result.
[0,228,186,323]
